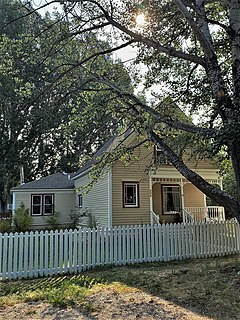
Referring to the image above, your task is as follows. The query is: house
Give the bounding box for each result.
[11,130,225,230]
[11,173,75,229]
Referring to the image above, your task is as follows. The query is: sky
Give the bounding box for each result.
[33,0,153,100]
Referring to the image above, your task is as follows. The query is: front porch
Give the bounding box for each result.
[149,169,225,224]
[151,206,225,224]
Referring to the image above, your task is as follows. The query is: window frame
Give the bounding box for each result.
[31,194,54,216]
[161,184,181,214]
[77,194,83,208]
[122,182,140,208]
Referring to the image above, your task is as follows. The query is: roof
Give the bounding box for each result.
[11,172,75,190]
[72,129,134,179]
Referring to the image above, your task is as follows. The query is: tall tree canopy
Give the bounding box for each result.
[0,0,131,211]
[22,0,240,220]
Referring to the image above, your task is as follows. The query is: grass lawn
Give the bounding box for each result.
[0,254,240,319]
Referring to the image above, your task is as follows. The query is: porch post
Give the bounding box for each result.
[149,174,153,224]
[180,179,185,211]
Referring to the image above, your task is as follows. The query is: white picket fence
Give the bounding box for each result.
[0,220,239,280]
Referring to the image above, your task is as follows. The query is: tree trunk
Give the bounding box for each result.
[228,142,240,204]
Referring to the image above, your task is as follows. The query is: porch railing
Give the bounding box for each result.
[184,206,225,222]
[182,208,194,223]
[150,210,160,224]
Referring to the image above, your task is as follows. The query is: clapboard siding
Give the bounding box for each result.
[184,184,205,207]
[74,171,109,227]
[14,190,75,229]
[112,143,153,226]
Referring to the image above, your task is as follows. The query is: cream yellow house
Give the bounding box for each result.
[11,130,225,230]
[72,130,225,227]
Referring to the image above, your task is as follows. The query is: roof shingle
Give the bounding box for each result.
[12,172,74,190]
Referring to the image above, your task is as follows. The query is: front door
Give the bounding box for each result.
[162,185,181,214]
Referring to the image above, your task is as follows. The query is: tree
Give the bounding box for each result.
[24,0,240,220]
[0,0,131,211]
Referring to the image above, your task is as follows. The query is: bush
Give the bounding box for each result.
[87,210,97,228]
[70,208,97,228]
[0,218,12,233]
[69,209,83,229]
[13,202,32,232]
[44,211,60,230]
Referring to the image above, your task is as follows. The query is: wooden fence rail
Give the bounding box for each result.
[0,220,239,280]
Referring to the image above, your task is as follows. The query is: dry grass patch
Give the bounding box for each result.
[0,255,240,319]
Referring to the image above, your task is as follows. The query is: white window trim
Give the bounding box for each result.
[31,194,54,216]
[32,195,42,216]
[77,194,83,208]
[123,182,139,208]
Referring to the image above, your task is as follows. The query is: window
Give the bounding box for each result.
[31,194,54,216]
[123,182,139,208]
[77,194,83,208]
[162,185,181,214]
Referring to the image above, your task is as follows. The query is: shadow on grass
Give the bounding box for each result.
[1,254,240,319]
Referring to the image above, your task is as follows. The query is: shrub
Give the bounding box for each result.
[69,208,83,229]
[44,211,60,230]
[13,202,32,232]
[0,218,12,233]
[86,210,97,228]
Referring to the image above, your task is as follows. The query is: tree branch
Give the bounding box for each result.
[149,129,239,218]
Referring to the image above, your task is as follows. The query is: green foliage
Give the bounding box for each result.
[0,218,12,233]
[69,209,83,229]
[13,202,32,232]
[0,0,132,211]
[44,212,60,231]
[223,171,237,198]
[87,210,97,228]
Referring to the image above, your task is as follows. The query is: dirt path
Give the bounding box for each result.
[0,286,212,320]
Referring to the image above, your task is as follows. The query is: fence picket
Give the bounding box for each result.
[24,231,29,278]
[122,226,126,265]
[154,224,159,262]
[73,229,77,273]
[64,229,68,274]
[130,225,135,264]
[77,228,82,272]
[135,225,139,263]
[54,230,59,275]
[88,228,91,269]
[142,224,147,262]
[91,229,96,267]
[105,227,109,265]
[34,231,39,277]
[13,232,18,279]
[59,230,63,274]
[82,228,87,271]
[2,233,8,280]
[109,227,113,264]
[101,227,105,266]
[68,229,73,274]
[126,226,130,264]
[44,231,49,277]
[29,231,34,278]
[113,226,118,265]
[49,230,54,276]
[0,220,239,281]
[8,233,13,279]
[118,226,122,265]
